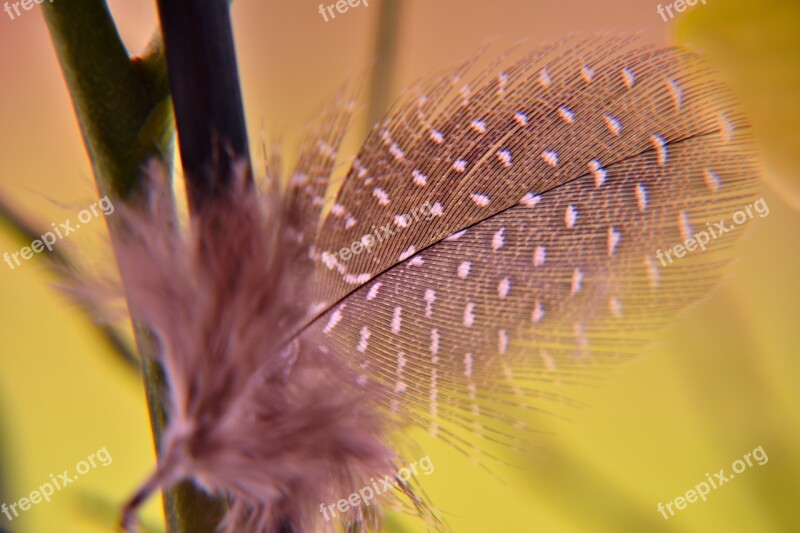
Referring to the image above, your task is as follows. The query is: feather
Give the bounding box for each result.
[107,36,758,531]
[297,36,759,461]
[115,162,416,532]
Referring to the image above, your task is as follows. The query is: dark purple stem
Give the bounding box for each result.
[156,0,251,212]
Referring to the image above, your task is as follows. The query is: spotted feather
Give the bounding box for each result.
[288,36,758,459]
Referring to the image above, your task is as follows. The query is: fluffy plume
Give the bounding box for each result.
[115,161,410,532]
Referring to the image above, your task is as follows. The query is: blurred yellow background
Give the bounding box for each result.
[0,1,798,532]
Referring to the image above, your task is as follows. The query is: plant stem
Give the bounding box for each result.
[366,0,402,130]
[42,2,171,200]
[156,0,251,212]
[153,0,255,528]
[42,2,227,531]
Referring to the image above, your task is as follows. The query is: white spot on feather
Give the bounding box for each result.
[621,67,635,89]
[608,227,621,256]
[539,68,552,88]
[589,160,607,187]
[394,214,410,228]
[424,289,436,318]
[392,307,402,334]
[541,150,559,167]
[492,228,505,251]
[565,204,578,228]
[429,368,438,435]
[534,245,546,267]
[470,193,491,207]
[704,168,721,193]
[497,72,508,88]
[446,229,467,241]
[498,278,511,299]
[570,268,583,296]
[389,143,405,161]
[323,307,344,334]
[307,302,328,320]
[357,327,370,353]
[679,210,693,241]
[604,115,621,136]
[666,78,683,110]
[520,192,541,207]
[412,169,427,187]
[471,119,487,134]
[651,134,668,166]
[372,187,389,205]
[463,303,476,326]
[532,300,544,323]
[344,273,371,285]
[430,329,440,359]
[635,183,648,212]
[399,245,416,262]
[497,149,512,167]
[366,283,382,301]
[458,261,471,279]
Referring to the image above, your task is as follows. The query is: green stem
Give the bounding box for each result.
[42,2,171,199]
[42,2,225,531]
